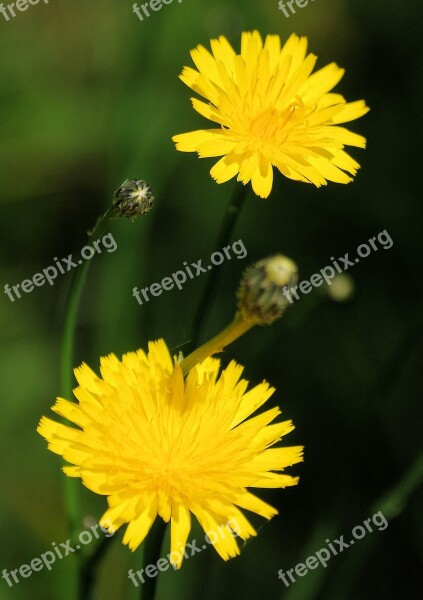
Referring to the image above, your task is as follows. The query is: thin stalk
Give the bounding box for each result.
[60,208,113,405]
[187,184,249,353]
[59,208,114,600]
[321,452,423,600]
[78,535,116,600]
[181,313,253,376]
[139,520,168,600]
[372,450,423,519]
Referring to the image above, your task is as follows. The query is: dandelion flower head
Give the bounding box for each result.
[173,31,369,198]
[38,340,303,567]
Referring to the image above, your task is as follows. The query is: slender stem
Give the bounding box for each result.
[372,450,423,519]
[59,208,113,600]
[78,535,116,600]
[60,208,113,405]
[139,520,168,600]
[322,452,423,600]
[181,313,254,376]
[187,184,249,353]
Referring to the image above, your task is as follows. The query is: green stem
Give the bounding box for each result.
[60,208,113,405]
[59,208,113,600]
[321,452,423,600]
[187,184,249,354]
[372,450,423,519]
[140,520,168,600]
[78,535,116,600]
[181,313,254,376]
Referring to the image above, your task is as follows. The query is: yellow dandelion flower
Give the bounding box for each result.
[37,340,303,567]
[172,31,370,198]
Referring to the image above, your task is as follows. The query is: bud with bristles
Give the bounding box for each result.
[112,179,154,219]
[180,254,299,374]
[237,255,298,324]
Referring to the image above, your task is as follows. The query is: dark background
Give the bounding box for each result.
[0,0,422,599]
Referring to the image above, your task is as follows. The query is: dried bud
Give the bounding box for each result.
[237,255,298,324]
[112,179,154,219]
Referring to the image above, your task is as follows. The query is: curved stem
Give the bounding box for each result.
[60,209,113,405]
[59,208,113,600]
[181,313,253,376]
[372,450,423,519]
[187,184,249,354]
[322,452,423,600]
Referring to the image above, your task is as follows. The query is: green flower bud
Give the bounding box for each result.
[237,255,298,324]
[112,179,154,219]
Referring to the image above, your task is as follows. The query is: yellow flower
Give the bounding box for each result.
[173,31,369,198]
[37,340,303,567]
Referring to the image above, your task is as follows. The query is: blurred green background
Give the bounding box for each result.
[1,0,422,599]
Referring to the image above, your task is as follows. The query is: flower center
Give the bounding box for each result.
[248,99,308,149]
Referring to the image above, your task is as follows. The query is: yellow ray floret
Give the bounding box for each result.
[173,31,369,198]
[37,340,303,568]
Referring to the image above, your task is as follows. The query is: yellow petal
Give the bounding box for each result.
[251,157,273,198]
[122,496,158,551]
[170,503,192,568]
[210,153,241,183]
[332,100,370,124]
[172,129,222,152]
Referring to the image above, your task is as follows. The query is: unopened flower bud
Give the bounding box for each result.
[112,179,154,218]
[237,255,298,324]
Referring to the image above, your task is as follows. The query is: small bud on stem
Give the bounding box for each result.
[112,179,154,219]
[180,254,298,375]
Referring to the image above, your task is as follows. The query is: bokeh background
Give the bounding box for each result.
[1,0,422,599]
